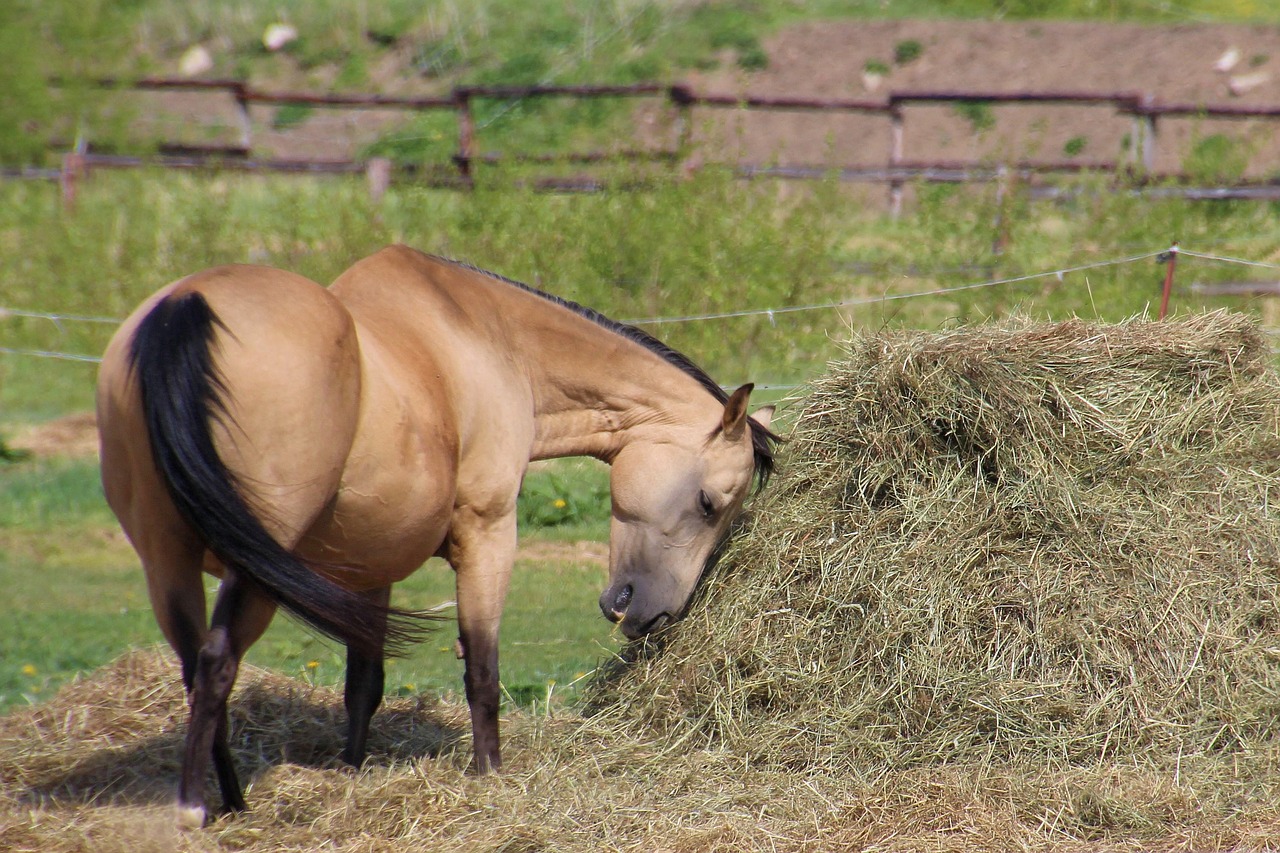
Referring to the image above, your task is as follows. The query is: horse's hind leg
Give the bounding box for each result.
[341,586,390,767]
[175,568,276,828]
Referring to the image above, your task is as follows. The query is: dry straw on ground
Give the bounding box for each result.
[6,313,1280,851]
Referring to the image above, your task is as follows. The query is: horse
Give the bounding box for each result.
[95,244,776,828]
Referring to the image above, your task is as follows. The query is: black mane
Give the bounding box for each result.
[446,256,777,486]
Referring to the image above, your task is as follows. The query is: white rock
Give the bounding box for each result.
[1229,71,1270,96]
[263,23,298,51]
[1213,47,1240,73]
[178,45,213,77]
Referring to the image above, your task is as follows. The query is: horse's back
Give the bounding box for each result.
[329,246,537,505]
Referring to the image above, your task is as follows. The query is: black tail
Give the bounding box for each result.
[129,291,431,657]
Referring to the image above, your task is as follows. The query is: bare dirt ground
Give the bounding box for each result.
[690,19,1280,175]
[141,20,1280,175]
[6,411,99,458]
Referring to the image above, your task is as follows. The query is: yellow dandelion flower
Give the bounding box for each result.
[21,664,37,676]
[553,498,567,508]
[306,660,320,670]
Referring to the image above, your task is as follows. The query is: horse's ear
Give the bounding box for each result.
[750,405,774,432]
[722,383,754,441]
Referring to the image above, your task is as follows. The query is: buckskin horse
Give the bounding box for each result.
[96,245,776,827]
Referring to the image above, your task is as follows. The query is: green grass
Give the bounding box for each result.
[0,455,619,712]
[5,167,1280,420]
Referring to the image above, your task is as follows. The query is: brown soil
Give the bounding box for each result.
[141,20,1280,175]
[689,20,1280,176]
[6,411,99,458]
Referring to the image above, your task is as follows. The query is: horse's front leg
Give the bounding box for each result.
[447,506,517,773]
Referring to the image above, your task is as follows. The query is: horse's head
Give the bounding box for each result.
[600,384,774,640]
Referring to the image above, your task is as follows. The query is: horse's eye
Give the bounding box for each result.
[697,490,716,520]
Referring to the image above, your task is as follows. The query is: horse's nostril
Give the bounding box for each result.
[601,584,633,624]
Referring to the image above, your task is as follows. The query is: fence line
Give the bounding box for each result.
[10,244,1278,368]
[0,307,125,325]
[1178,250,1280,271]
[23,77,1280,212]
[0,346,104,363]
[623,250,1165,326]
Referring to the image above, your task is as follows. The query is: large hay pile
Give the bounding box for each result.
[590,312,1280,773]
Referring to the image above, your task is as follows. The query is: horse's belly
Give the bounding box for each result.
[298,466,453,588]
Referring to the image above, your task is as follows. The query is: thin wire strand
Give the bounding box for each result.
[622,250,1166,326]
[0,307,122,324]
[4,246,1279,368]
[0,346,102,363]
[1178,249,1280,271]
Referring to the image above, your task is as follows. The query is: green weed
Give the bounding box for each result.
[954,100,996,133]
[519,461,611,541]
[271,103,314,131]
[894,39,923,65]
[1183,133,1251,184]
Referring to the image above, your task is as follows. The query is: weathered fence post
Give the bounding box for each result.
[1131,93,1157,173]
[454,87,475,185]
[231,82,253,152]
[888,98,905,219]
[991,163,1016,256]
[669,84,696,179]
[366,157,392,203]
[60,136,87,212]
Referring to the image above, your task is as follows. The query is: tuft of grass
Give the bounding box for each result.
[518,460,610,542]
[1183,133,1251,184]
[954,99,996,132]
[270,102,313,130]
[894,38,923,64]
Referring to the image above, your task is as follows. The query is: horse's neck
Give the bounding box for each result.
[529,357,714,462]
[499,295,716,463]
[345,248,719,462]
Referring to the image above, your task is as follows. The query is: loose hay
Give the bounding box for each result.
[589,312,1280,774]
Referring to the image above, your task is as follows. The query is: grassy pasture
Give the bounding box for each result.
[0,454,616,713]
[3,169,1280,709]
[3,136,1280,853]
[6,1,1280,848]
[5,167,1280,419]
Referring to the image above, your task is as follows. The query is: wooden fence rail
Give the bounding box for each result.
[21,77,1280,212]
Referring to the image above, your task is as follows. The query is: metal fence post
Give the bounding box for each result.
[1158,242,1179,320]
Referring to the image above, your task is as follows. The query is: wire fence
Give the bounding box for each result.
[5,244,1276,389]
